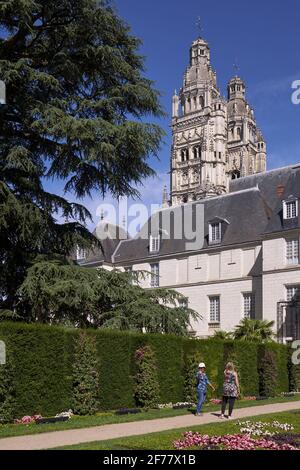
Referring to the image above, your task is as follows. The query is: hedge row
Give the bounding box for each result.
[0,322,292,417]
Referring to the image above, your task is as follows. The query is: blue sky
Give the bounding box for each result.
[50,0,300,230]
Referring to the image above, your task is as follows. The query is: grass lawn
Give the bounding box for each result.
[0,396,299,440]
[58,410,300,450]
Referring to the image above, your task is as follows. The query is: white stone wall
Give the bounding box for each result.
[263,237,286,272]
[262,236,300,334]
[129,245,263,337]
[112,236,300,339]
[175,279,255,337]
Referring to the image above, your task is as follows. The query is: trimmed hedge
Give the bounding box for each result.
[224,341,259,396]
[0,322,293,418]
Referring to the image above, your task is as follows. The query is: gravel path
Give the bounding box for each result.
[0,401,299,450]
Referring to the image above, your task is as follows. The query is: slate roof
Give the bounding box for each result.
[230,164,300,235]
[80,164,300,266]
[113,188,271,264]
[78,222,128,266]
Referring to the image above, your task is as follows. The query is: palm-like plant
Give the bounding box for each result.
[212,330,233,340]
[233,319,275,343]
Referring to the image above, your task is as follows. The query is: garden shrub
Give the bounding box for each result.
[287,345,297,392]
[134,345,160,409]
[147,334,184,403]
[0,351,16,423]
[258,347,278,397]
[95,329,135,410]
[72,332,100,415]
[274,344,289,393]
[294,365,300,391]
[184,355,198,403]
[232,342,259,397]
[0,322,294,416]
[264,343,289,394]
[0,322,71,417]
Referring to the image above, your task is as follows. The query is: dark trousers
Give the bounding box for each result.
[221,396,236,416]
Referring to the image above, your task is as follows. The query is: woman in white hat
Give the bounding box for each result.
[195,362,215,416]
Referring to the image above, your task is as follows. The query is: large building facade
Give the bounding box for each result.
[171,37,266,206]
[79,37,300,344]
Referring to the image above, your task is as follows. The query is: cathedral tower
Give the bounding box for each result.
[170,38,228,206]
[170,38,267,206]
[226,76,267,178]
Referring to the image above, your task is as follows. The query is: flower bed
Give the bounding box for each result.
[14,409,73,425]
[157,402,194,410]
[173,432,298,451]
[55,410,73,419]
[282,392,300,397]
[237,420,294,437]
[209,399,222,405]
[174,419,298,451]
[14,415,42,425]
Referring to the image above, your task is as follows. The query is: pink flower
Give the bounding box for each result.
[210,399,222,405]
[173,432,298,451]
[14,415,43,425]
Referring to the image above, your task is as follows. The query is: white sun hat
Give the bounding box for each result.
[198,362,206,368]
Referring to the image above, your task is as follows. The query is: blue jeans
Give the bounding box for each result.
[196,389,206,414]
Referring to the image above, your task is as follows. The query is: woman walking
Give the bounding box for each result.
[220,362,240,419]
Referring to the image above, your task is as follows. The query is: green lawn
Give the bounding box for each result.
[58,410,300,450]
[0,396,299,440]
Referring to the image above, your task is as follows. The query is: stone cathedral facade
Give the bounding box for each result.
[171,37,267,206]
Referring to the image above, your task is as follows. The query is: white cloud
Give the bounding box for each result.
[252,72,300,96]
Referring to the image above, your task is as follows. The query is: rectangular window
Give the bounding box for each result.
[209,223,221,244]
[209,296,220,323]
[150,263,159,287]
[286,239,299,265]
[243,293,255,319]
[124,266,133,284]
[150,235,160,253]
[286,285,300,302]
[76,247,86,261]
[284,200,298,219]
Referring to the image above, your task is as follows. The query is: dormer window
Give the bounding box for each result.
[208,218,229,245]
[76,247,86,261]
[209,222,222,245]
[283,199,298,220]
[150,235,160,253]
